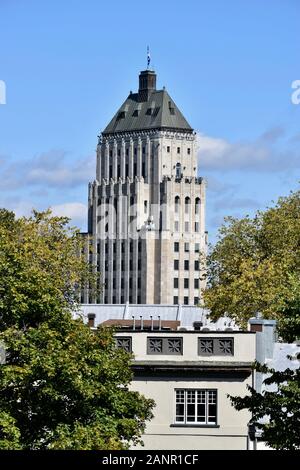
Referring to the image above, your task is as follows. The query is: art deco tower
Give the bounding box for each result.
[84,68,206,305]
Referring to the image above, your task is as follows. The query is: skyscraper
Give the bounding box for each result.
[84,68,206,305]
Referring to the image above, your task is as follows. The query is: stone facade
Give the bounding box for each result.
[83,69,206,305]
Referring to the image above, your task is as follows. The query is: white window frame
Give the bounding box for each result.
[174,389,217,425]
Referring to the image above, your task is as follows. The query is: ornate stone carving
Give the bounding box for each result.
[116,337,132,353]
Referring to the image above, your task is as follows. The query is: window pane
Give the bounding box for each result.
[208,404,217,423]
[197,403,206,423]
[176,404,185,422]
[208,391,217,424]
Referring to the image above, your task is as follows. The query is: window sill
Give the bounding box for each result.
[170,424,220,428]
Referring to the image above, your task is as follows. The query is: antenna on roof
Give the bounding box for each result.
[147,46,151,70]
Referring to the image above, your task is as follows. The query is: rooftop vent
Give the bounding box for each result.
[193,321,203,331]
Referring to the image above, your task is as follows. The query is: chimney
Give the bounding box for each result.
[138,70,156,101]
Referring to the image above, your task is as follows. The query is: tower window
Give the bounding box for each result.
[185,197,191,214]
[194,278,199,289]
[177,147,180,154]
[174,260,179,270]
[184,278,189,289]
[184,243,189,252]
[174,221,179,232]
[195,222,200,232]
[175,195,180,213]
[173,296,178,305]
[195,260,200,271]
[174,242,179,252]
[175,163,181,180]
[174,278,179,288]
[195,243,200,253]
[195,198,201,214]
[184,260,189,270]
[167,146,170,153]
[184,296,189,305]
[187,148,191,155]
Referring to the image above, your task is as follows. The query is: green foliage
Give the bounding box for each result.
[0,208,95,329]
[0,209,154,449]
[202,190,300,340]
[229,361,300,450]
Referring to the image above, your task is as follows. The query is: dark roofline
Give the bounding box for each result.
[102,126,194,137]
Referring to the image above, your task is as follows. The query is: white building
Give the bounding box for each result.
[83,68,206,305]
[78,305,255,450]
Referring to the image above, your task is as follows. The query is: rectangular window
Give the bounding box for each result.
[195,222,200,232]
[184,242,189,252]
[174,260,179,270]
[195,260,199,271]
[174,221,179,232]
[185,222,189,232]
[167,146,170,153]
[187,148,191,155]
[195,243,200,253]
[194,278,199,289]
[184,278,189,289]
[173,296,178,305]
[174,278,179,288]
[174,242,179,252]
[175,389,217,425]
[184,296,189,305]
[184,260,189,270]
[177,147,180,154]
[194,297,199,305]
[144,200,148,214]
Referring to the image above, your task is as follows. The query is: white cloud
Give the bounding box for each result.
[0,150,95,190]
[197,128,300,172]
[51,202,87,229]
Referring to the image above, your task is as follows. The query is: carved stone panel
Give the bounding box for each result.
[198,337,234,356]
[116,337,132,353]
[147,337,183,355]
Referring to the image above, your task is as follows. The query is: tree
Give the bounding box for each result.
[202,189,300,341]
[202,190,300,449]
[229,361,300,450]
[0,210,154,449]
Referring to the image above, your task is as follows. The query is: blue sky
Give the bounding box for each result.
[0,0,299,243]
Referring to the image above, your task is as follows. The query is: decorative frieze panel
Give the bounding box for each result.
[147,337,183,355]
[198,337,234,356]
[116,337,132,353]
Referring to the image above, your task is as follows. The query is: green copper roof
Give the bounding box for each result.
[102,89,193,135]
